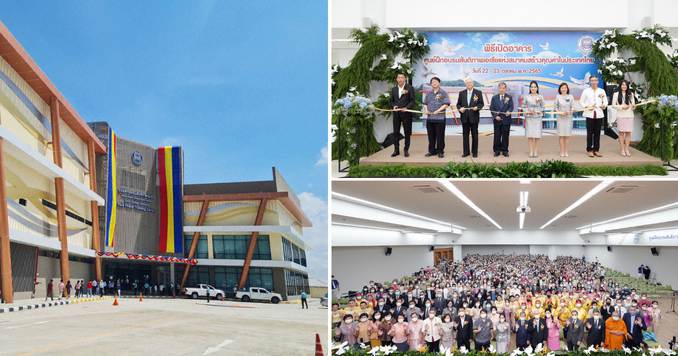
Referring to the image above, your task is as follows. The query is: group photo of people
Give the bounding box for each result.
[332,255,667,354]
[388,75,641,160]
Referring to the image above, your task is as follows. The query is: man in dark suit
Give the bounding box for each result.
[390,73,416,157]
[565,310,585,351]
[456,78,485,157]
[515,312,530,350]
[489,82,514,157]
[527,315,548,349]
[585,309,605,347]
[623,306,646,347]
[455,308,473,350]
[392,298,406,319]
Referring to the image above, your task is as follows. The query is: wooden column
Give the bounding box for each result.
[87,141,102,281]
[237,198,268,289]
[50,98,69,295]
[0,138,14,303]
[179,200,209,289]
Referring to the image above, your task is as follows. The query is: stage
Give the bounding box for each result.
[359,134,663,167]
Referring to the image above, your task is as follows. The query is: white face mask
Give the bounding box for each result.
[429,314,435,319]
[612,316,619,321]
[412,317,418,321]
[385,316,392,321]
[346,319,353,324]
[520,317,525,321]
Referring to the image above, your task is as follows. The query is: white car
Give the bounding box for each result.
[184,284,225,300]
[235,287,282,304]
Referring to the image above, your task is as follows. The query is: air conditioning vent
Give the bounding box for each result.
[606,185,639,194]
[413,185,444,193]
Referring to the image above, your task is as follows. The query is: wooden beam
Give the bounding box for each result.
[87,141,102,281]
[0,138,14,303]
[238,198,268,290]
[179,200,209,289]
[50,97,69,295]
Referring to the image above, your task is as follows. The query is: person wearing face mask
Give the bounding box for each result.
[455,308,473,350]
[515,312,530,350]
[423,309,443,352]
[336,314,358,348]
[565,310,585,351]
[473,310,493,351]
[489,307,500,326]
[392,298,406,320]
[603,299,615,320]
[407,301,422,322]
[369,312,383,347]
[355,313,372,345]
[622,305,646,347]
[604,311,628,350]
[388,314,409,352]
[375,298,388,315]
[440,314,456,352]
[379,313,394,346]
[545,311,561,351]
[586,309,605,348]
[528,311,548,349]
[495,313,510,353]
[407,312,425,351]
[423,300,434,317]
[651,301,661,334]
[627,314,647,348]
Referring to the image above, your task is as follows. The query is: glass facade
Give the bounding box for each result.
[284,270,309,296]
[183,235,208,259]
[180,266,273,293]
[282,237,307,267]
[212,235,271,260]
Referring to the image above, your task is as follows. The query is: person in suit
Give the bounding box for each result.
[390,73,416,157]
[586,309,606,348]
[406,300,422,322]
[528,314,548,349]
[628,314,647,348]
[456,78,485,157]
[423,77,451,158]
[623,306,646,347]
[455,308,473,350]
[565,310,585,351]
[514,312,530,350]
[489,82,514,157]
[392,298,407,320]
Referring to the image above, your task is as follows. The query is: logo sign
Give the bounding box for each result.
[131,151,143,166]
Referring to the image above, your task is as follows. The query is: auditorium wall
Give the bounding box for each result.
[584,245,678,290]
[332,246,433,292]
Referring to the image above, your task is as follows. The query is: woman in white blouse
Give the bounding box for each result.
[554,83,575,157]
[610,80,636,157]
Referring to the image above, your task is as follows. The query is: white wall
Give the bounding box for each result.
[332,224,456,247]
[462,245,529,256]
[333,246,433,292]
[584,245,678,290]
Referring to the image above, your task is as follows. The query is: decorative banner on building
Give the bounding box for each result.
[104,127,117,248]
[413,31,601,117]
[96,251,197,265]
[158,146,183,254]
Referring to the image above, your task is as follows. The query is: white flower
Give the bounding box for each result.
[359,342,368,349]
[331,65,339,73]
[381,54,388,60]
[333,341,349,355]
[390,62,399,69]
[382,92,390,97]
[349,87,357,92]
[387,33,396,43]
[611,42,618,47]
[525,345,534,355]
[489,344,496,353]
[423,38,428,46]
[398,43,405,48]
[623,345,632,354]
[459,346,469,354]
[608,64,616,70]
[534,343,543,353]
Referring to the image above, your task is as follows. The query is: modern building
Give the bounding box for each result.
[0,21,105,303]
[0,20,314,303]
[178,168,312,300]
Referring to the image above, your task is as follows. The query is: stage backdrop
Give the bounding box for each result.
[413,31,601,124]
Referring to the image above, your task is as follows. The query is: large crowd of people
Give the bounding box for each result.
[333,254,663,353]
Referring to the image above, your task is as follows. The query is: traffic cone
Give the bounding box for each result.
[314,333,323,356]
[112,296,119,306]
[139,293,143,302]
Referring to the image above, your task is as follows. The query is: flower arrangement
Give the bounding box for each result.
[332,90,381,166]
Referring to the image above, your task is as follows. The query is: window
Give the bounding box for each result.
[284,270,309,296]
[212,235,271,260]
[186,266,210,287]
[247,268,273,291]
[184,235,208,258]
[214,266,242,291]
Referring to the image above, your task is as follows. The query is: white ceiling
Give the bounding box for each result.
[332,180,678,232]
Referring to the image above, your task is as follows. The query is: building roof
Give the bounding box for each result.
[0,20,106,153]
[184,167,311,227]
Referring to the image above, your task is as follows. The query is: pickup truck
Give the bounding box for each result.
[184,284,225,300]
[235,287,282,304]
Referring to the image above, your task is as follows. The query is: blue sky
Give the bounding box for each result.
[1,1,328,282]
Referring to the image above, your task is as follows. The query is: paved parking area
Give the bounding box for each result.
[0,297,327,356]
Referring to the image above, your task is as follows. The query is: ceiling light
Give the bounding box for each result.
[576,201,678,231]
[540,179,614,229]
[519,212,525,229]
[439,180,502,230]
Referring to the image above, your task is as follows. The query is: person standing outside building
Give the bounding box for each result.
[301,290,309,309]
[580,76,607,157]
[390,73,416,157]
[46,279,54,301]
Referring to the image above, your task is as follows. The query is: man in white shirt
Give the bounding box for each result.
[579,76,607,157]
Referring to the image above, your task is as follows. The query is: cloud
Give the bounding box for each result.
[488,33,510,43]
[160,136,182,146]
[298,191,328,284]
[316,145,328,166]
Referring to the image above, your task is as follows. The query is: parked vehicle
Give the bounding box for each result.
[320,292,328,307]
[235,287,282,304]
[184,284,225,300]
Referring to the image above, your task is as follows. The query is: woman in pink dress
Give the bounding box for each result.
[407,312,425,351]
[611,80,636,157]
[545,311,561,351]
